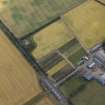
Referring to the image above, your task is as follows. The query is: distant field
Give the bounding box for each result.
[0,0,86,38]
[72,81,105,105]
[48,60,67,76]
[59,39,86,65]
[36,96,55,105]
[60,75,105,105]
[32,20,74,59]
[64,0,105,48]
[0,30,41,105]
[52,64,74,82]
[60,75,88,98]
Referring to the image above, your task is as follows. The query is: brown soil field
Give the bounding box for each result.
[0,30,41,105]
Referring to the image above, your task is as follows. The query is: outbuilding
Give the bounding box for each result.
[99,74,105,85]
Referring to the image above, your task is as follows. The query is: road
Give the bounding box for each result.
[40,76,73,105]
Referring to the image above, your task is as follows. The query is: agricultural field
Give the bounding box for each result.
[72,81,105,105]
[59,39,86,65]
[24,93,56,105]
[60,75,105,105]
[24,92,45,105]
[39,51,63,72]
[0,30,41,105]
[32,20,74,59]
[52,64,74,82]
[47,60,67,76]
[36,96,55,105]
[63,0,105,48]
[0,0,86,38]
[60,75,88,98]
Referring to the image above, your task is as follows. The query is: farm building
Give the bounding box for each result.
[83,72,93,80]
[99,74,105,85]
[94,49,105,64]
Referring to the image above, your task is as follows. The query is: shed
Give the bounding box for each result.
[99,74,105,85]
[83,72,93,80]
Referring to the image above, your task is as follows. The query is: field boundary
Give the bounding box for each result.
[0,20,46,75]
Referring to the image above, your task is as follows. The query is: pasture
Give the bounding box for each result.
[32,20,74,59]
[64,0,105,48]
[0,30,41,105]
[72,81,105,105]
[60,75,105,105]
[59,39,86,65]
[0,0,86,38]
[60,75,88,98]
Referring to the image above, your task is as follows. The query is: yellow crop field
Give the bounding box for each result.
[48,60,67,76]
[37,96,55,105]
[32,20,74,59]
[0,30,41,105]
[0,0,7,11]
[64,0,105,48]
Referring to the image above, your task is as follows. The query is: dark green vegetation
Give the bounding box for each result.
[52,64,74,82]
[72,81,105,105]
[68,48,86,65]
[39,52,63,72]
[60,75,88,98]
[0,0,86,38]
[60,74,105,105]
[59,39,86,65]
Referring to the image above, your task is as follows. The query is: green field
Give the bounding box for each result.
[32,20,74,59]
[60,75,105,105]
[72,81,105,105]
[0,0,86,38]
[59,39,86,65]
[60,75,88,98]
[68,47,86,65]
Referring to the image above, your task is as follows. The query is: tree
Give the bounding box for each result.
[22,37,37,52]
